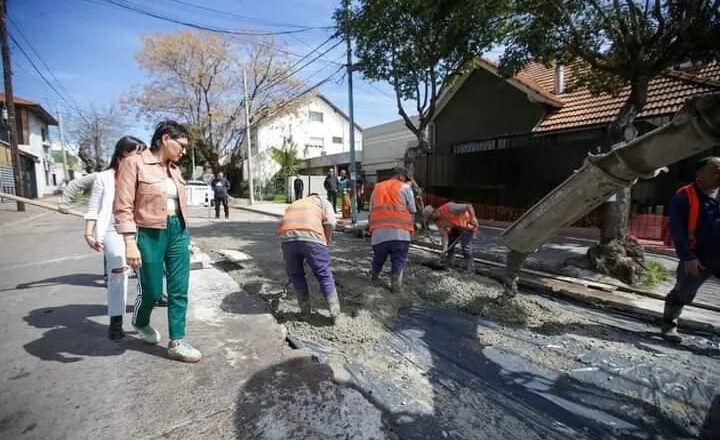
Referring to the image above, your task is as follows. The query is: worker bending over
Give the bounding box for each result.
[276,193,341,324]
[425,202,479,272]
[662,156,720,343]
[368,166,416,293]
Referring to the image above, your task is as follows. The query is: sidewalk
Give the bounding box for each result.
[230,200,720,334]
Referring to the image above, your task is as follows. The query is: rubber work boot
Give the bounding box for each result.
[292,287,311,321]
[167,339,202,363]
[466,257,475,274]
[661,303,683,343]
[391,270,404,294]
[108,315,124,341]
[369,270,380,283]
[326,289,341,325]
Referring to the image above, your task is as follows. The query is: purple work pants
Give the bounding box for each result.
[372,240,410,275]
[282,241,336,296]
[447,228,474,260]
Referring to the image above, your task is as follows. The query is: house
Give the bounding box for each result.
[417,59,720,226]
[362,116,418,183]
[0,94,59,198]
[250,93,363,184]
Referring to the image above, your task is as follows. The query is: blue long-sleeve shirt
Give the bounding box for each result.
[668,183,720,262]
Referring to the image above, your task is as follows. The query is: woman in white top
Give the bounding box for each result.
[83,136,145,340]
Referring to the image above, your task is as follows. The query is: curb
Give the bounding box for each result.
[231,205,283,218]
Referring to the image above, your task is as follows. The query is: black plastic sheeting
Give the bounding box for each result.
[291,304,719,439]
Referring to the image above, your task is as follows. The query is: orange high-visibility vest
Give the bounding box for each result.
[276,196,325,236]
[677,184,700,250]
[435,203,471,233]
[369,179,414,233]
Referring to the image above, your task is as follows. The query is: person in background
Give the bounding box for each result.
[114,120,201,363]
[293,176,304,201]
[424,202,479,272]
[276,192,341,324]
[661,156,720,343]
[356,173,366,211]
[323,168,339,214]
[83,136,145,340]
[339,169,351,219]
[212,171,231,219]
[368,166,416,293]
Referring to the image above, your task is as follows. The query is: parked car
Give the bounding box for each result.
[185,180,212,207]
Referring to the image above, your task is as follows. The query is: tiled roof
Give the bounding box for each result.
[513,62,720,132]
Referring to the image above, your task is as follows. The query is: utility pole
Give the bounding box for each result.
[243,69,255,205]
[0,0,24,210]
[93,119,102,171]
[345,1,358,224]
[56,106,68,181]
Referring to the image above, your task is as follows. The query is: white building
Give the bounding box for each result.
[0,95,58,198]
[249,94,363,187]
[361,116,418,183]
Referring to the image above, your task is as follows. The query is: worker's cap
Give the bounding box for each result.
[392,165,409,178]
[422,205,434,218]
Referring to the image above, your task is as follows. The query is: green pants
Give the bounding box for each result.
[133,215,190,340]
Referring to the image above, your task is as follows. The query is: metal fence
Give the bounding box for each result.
[417,129,607,227]
[0,164,15,196]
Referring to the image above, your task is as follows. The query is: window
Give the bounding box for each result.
[308,137,324,148]
[41,126,48,142]
[309,111,323,122]
[332,137,343,144]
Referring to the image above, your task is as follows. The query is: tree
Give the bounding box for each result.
[70,106,127,172]
[271,136,302,178]
[336,0,509,170]
[125,30,307,168]
[502,0,719,283]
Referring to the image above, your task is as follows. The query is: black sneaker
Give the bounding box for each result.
[108,316,124,340]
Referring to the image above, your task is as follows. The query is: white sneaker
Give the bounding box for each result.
[167,339,202,363]
[133,324,161,344]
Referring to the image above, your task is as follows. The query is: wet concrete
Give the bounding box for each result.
[193,208,720,439]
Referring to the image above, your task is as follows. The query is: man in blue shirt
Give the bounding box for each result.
[663,156,720,342]
[212,172,231,219]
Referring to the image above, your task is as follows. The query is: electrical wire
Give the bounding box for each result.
[7,33,90,124]
[8,18,86,119]
[89,0,331,36]
[79,0,343,65]
[162,0,333,30]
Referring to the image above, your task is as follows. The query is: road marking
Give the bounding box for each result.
[0,253,97,272]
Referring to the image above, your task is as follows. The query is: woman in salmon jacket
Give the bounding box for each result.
[114,120,201,363]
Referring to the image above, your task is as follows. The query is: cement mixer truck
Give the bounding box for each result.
[502,93,720,295]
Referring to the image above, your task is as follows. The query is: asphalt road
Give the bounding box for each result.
[0,208,386,440]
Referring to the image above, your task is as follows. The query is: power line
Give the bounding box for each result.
[161,0,333,30]
[79,0,343,65]
[87,0,332,36]
[256,38,344,97]
[7,33,89,123]
[8,18,85,117]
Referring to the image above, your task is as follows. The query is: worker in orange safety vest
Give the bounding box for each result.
[276,193,341,324]
[423,202,479,272]
[368,166,416,293]
[662,156,720,343]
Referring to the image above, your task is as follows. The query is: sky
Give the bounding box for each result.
[8,0,406,144]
